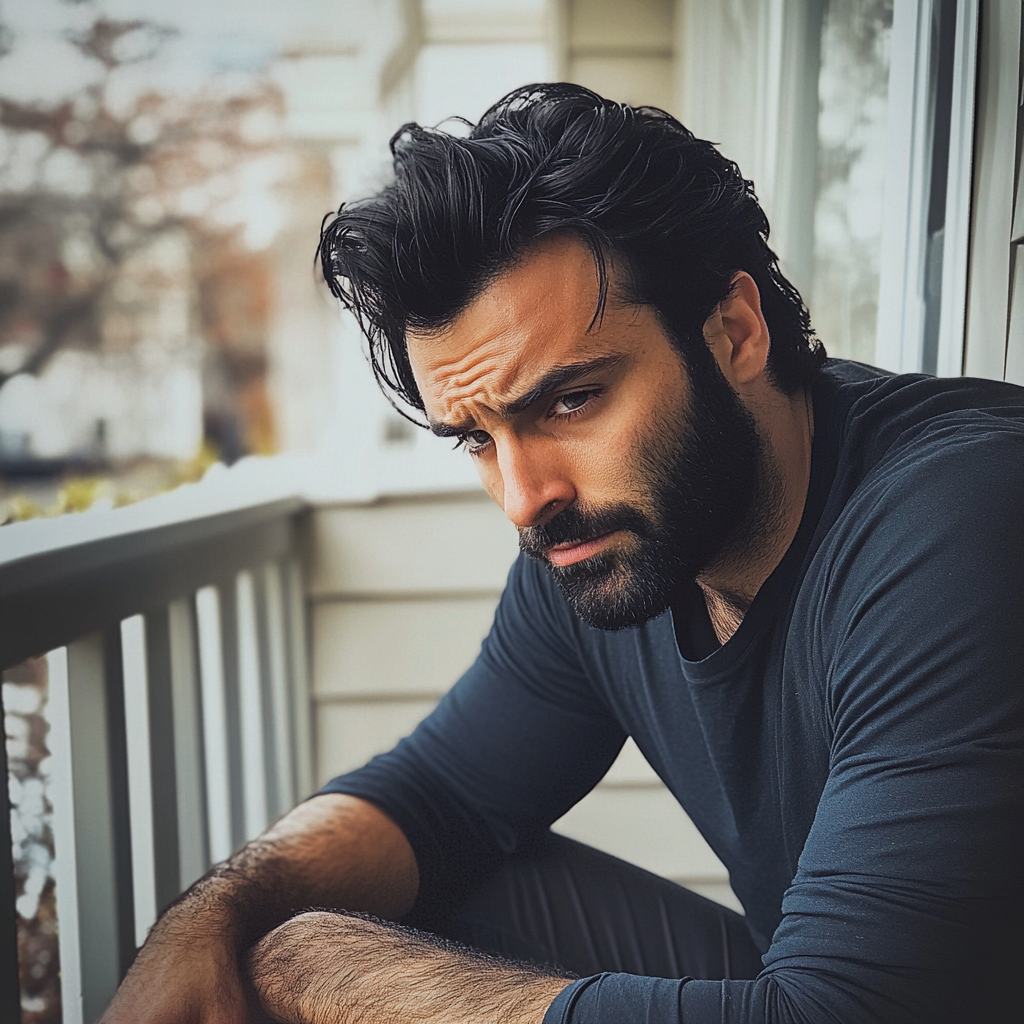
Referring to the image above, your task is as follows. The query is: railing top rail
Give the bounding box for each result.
[0,457,310,669]
[0,451,488,668]
[0,456,309,570]
[0,452,487,567]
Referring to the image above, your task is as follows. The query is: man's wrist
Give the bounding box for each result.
[155,844,298,951]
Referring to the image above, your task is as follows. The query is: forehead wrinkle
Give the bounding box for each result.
[412,236,633,429]
[430,326,541,418]
[425,309,638,430]
[499,352,629,418]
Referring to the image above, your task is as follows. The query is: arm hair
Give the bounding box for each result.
[247,910,574,1024]
[164,794,419,948]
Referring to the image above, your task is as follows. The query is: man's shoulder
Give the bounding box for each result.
[847,416,1024,540]
[821,359,1024,440]
[803,364,1024,623]
[819,360,1024,497]
[805,377,1024,641]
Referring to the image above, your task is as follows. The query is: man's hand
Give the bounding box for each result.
[102,894,251,1024]
[247,910,573,1024]
[100,795,419,1024]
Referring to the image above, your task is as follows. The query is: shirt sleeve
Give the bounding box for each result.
[318,554,627,906]
[546,424,1024,1024]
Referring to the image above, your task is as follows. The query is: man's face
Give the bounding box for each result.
[407,236,762,630]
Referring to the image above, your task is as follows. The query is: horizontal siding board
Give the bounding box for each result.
[679,880,743,915]
[313,597,498,698]
[309,497,519,597]
[569,0,673,50]
[316,698,439,783]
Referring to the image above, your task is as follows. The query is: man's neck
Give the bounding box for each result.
[697,385,815,645]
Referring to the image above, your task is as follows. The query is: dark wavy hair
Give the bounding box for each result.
[319,83,825,416]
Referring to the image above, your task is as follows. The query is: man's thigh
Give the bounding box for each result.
[410,832,763,981]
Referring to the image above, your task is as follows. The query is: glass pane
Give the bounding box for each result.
[811,0,894,364]
[3,656,61,1024]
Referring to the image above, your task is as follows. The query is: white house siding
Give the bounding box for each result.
[563,0,676,113]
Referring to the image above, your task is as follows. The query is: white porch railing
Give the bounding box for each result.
[1,460,315,1024]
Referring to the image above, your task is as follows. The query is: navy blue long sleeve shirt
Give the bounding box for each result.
[321,361,1024,1023]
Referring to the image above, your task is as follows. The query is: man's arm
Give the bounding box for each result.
[247,911,573,1024]
[102,794,419,1024]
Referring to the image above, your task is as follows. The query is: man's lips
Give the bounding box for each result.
[546,531,619,567]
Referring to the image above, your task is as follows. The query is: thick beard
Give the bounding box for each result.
[519,354,770,630]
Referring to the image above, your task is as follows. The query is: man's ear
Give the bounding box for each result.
[702,272,770,386]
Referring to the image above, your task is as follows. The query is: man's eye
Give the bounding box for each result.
[456,429,492,453]
[550,390,597,417]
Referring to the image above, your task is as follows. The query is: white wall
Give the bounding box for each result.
[562,0,676,112]
[964,0,1024,384]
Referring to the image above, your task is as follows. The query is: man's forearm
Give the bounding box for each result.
[247,910,573,1024]
[166,793,419,947]
[101,794,418,1024]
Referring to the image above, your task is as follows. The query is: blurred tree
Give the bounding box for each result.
[0,10,282,457]
[197,237,278,458]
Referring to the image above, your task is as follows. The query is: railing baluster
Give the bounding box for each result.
[143,606,182,915]
[50,633,137,1021]
[284,555,314,797]
[121,615,158,949]
[218,581,245,851]
[236,571,268,840]
[106,627,138,983]
[44,646,82,1024]
[166,598,209,888]
[262,560,295,816]
[195,587,233,865]
[101,628,137,981]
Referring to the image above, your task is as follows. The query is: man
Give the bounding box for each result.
[105,85,1022,1024]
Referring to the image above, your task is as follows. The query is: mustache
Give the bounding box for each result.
[518,501,652,560]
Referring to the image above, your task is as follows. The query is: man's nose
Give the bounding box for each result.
[497,441,574,528]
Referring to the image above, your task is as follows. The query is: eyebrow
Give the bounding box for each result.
[429,353,627,437]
